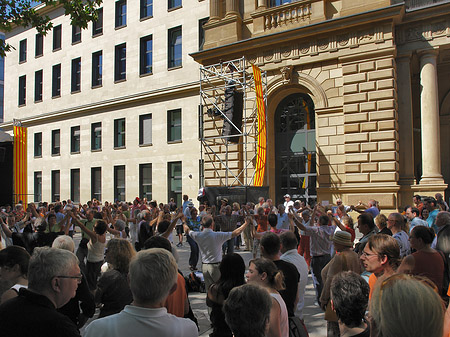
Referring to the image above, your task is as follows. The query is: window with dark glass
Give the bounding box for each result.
[140,35,152,75]
[92,51,102,87]
[199,17,208,51]
[18,75,26,106]
[52,64,61,97]
[35,34,43,57]
[34,69,43,102]
[114,43,126,81]
[71,126,80,153]
[139,163,152,200]
[115,0,127,28]
[51,170,60,202]
[168,0,182,10]
[71,57,81,92]
[140,0,153,18]
[19,39,26,63]
[168,108,181,142]
[93,8,103,36]
[34,132,42,157]
[91,122,102,150]
[168,26,182,68]
[114,118,126,148]
[91,167,101,201]
[72,25,81,43]
[34,171,42,202]
[168,161,182,206]
[139,114,152,145]
[114,165,126,201]
[53,25,62,50]
[71,169,80,203]
[52,129,60,155]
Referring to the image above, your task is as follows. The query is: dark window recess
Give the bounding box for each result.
[34,69,43,102]
[168,26,182,68]
[71,126,80,153]
[35,34,43,57]
[91,122,102,150]
[92,51,102,87]
[71,57,81,92]
[114,43,126,81]
[18,75,26,106]
[141,0,153,18]
[52,64,61,97]
[140,35,152,75]
[52,129,60,155]
[93,8,103,36]
[34,133,42,157]
[19,39,27,62]
[53,25,62,50]
[114,118,126,148]
[115,0,127,27]
[72,25,81,43]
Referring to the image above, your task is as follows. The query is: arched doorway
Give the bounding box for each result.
[275,93,316,204]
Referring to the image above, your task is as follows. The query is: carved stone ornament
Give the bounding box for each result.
[280,66,293,83]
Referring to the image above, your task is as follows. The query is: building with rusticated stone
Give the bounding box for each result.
[192,0,450,210]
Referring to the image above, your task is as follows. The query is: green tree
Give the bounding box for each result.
[0,0,102,56]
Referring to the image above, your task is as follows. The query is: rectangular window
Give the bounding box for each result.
[199,18,208,51]
[71,57,81,92]
[139,114,152,145]
[19,39,27,63]
[52,129,60,155]
[92,51,102,87]
[51,170,60,202]
[140,35,152,75]
[71,169,80,203]
[168,26,182,68]
[91,167,102,201]
[91,122,102,151]
[35,34,43,57]
[115,0,127,28]
[93,8,103,36]
[168,0,182,10]
[52,64,61,97]
[140,0,153,18]
[18,75,26,106]
[114,165,126,201]
[34,171,42,202]
[139,163,152,200]
[114,118,126,148]
[168,108,182,142]
[168,161,182,206]
[53,24,62,51]
[34,69,43,102]
[71,126,80,153]
[114,43,126,81]
[34,132,42,157]
[72,25,81,44]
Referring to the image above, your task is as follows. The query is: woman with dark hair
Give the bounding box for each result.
[0,246,30,304]
[95,239,135,317]
[207,253,246,337]
[398,226,444,292]
[247,258,288,337]
[330,271,370,337]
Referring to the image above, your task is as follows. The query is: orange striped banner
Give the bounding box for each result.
[13,126,27,204]
[252,65,266,187]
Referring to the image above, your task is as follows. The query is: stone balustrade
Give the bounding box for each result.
[262,2,312,31]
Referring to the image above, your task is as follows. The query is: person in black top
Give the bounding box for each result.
[260,231,300,317]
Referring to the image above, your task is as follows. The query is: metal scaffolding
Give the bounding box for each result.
[199,57,267,187]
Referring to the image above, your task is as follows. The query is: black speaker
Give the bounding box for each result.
[222,87,243,143]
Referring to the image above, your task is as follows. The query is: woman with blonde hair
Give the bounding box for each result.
[246,258,288,337]
[95,238,135,317]
[374,214,392,236]
[370,274,444,337]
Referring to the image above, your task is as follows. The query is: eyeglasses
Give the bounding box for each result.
[55,274,83,284]
[361,250,378,258]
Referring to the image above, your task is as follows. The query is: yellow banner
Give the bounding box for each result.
[252,65,266,187]
[13,126,27,204]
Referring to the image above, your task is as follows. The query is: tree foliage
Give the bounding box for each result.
[0,0,103,56]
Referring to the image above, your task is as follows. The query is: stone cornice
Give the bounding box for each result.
[190,3,404,64]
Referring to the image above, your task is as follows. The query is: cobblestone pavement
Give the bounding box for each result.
[77,232,327,337]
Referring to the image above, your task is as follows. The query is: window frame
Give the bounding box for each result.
[168,161,182,207]
[140,0,153,19]
[51,170,60,202]
[71,168,80,203]
[139,35,153,76]
[139,163,152,200]
[167,108,182,143]
[51,129,60,156]
[53,25,62,51]
[52,64,61,98]
[71,57,81,93]
[72,25,81,44]
[91,167,102,202]
[168,26,182,69]
[114,165,126,201]
[19,39,27,63]
[71,126,81,153]
[114,43,126,82]
[115,0,127,28]
[93,7,103,36]
[139,114,152,146]
[34,171,42,202]
[34,69,43,103]
[35,34,43,57]
[114,118,126,149]
[91,122,102,151]
[168,0,182,10]
[92,50,103,88]
[34,132,42,158]
[18,75,26,106]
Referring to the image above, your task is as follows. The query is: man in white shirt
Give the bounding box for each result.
[183,215,250,292]
[284,194,294,211]
[84,248,197,337]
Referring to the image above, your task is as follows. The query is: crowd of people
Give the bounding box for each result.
[0,192,449,337]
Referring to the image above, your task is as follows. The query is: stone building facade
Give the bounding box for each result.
[192,0,450,210]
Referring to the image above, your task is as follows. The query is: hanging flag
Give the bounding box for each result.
[252,64,266,187]
[13,126,27,204]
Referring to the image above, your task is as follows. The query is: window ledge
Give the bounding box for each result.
[92,84,103,89]
[19,60,26,64]
[72,41,81,46]
[34,99,42,103]
[53,47,62,52]
[71,90,81,94]
[35,54,43,59]
[18,103,26,107]
[140,15,153,22]
[114,79,126,84]
[114,146,126,150]
[92,32,103,38]
[167,140,182,144]
[52,95,61,99]
[139,143,153,147]
[168,65,182,71]
[91,149,102,152]
[34,155,42,159]
[71,151,81,155]
[115,24,127,30]
[139,72,153,78]
[52,153,61,157]
[168,5,182,12]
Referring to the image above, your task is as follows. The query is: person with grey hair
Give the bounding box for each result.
[52,235,75,252]
[223,284,272,337]
[0,247,81,337]
[84,248,197,337]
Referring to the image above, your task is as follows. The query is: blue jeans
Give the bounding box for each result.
[222,238,234,255]
[186,235,199,268]
[311,254,331,303]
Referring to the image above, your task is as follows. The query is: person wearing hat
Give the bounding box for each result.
[183,201,195,218]
[283,194,294,211]
[319,231,362,337]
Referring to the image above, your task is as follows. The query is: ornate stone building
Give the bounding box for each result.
[192,0,450,210]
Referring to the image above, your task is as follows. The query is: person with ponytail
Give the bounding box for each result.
[246,258,288,337]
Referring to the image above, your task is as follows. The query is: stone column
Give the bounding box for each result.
[209,0,221,22]
[397,55,415,185]
[257,0,267,10]
[225,0,239,16]
[419,49,443,184]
